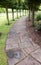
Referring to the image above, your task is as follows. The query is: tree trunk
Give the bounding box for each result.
[12,9,14,21]
[28,10,30,21]
[20,9,21,17]
[21,10,23,16]
[17,10,18,19]
[24,10,25,15]
[22,10,24,16]
[6,8,9,25]
[24,9,25,15]
[25,10,26,15]
[32,10,35,26]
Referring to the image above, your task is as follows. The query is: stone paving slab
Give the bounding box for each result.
[31,48,41,63]
[8,49,27,65]
[16,55,41,65]
[6,34,20,50]
[18,34,40,53]
[5,16,41,65]
[6,16,27,51]
[22,41,40,54]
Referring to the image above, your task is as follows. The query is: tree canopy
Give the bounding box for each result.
[0,0,41,10]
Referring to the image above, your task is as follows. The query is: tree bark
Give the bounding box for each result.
[22,10,24,16]
[23,10,24,16]
[28,10,30,21]
[21,10,23,16]
[12,9,14,21]
[6,8,9,25]
[32,10,35,26]
[25,10,26,15]
[24,10,25,16]
[20,9,21,17]
[17,10,18,19]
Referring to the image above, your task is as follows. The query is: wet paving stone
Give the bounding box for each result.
[16,55,41,65]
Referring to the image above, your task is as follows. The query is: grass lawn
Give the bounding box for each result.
[0,24,12,65]
[0,13,18,65]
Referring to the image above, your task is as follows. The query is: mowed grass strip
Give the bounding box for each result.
[0,13,16,65]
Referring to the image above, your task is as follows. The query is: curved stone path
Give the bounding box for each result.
[5,16,41,65]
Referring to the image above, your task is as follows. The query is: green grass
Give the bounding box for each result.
[0,22,16,65]
[0,13,17,65]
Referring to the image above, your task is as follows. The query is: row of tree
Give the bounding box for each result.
[0,0,27,25]
[25,0,41,26]
[0,0,41,26]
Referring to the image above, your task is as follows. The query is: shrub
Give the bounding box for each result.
[35,23,41,31]
[36,14,41,21]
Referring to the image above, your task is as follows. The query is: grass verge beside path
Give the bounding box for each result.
[0,20,16,65]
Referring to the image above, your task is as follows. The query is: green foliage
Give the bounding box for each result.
[0,8,6,13]
[0,0,41,10]
[36,14,41,21]
[35,23,41,31]
[26,0,41,11]
[35,15,41,31]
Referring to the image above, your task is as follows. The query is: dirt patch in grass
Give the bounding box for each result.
[26,19,41,47]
